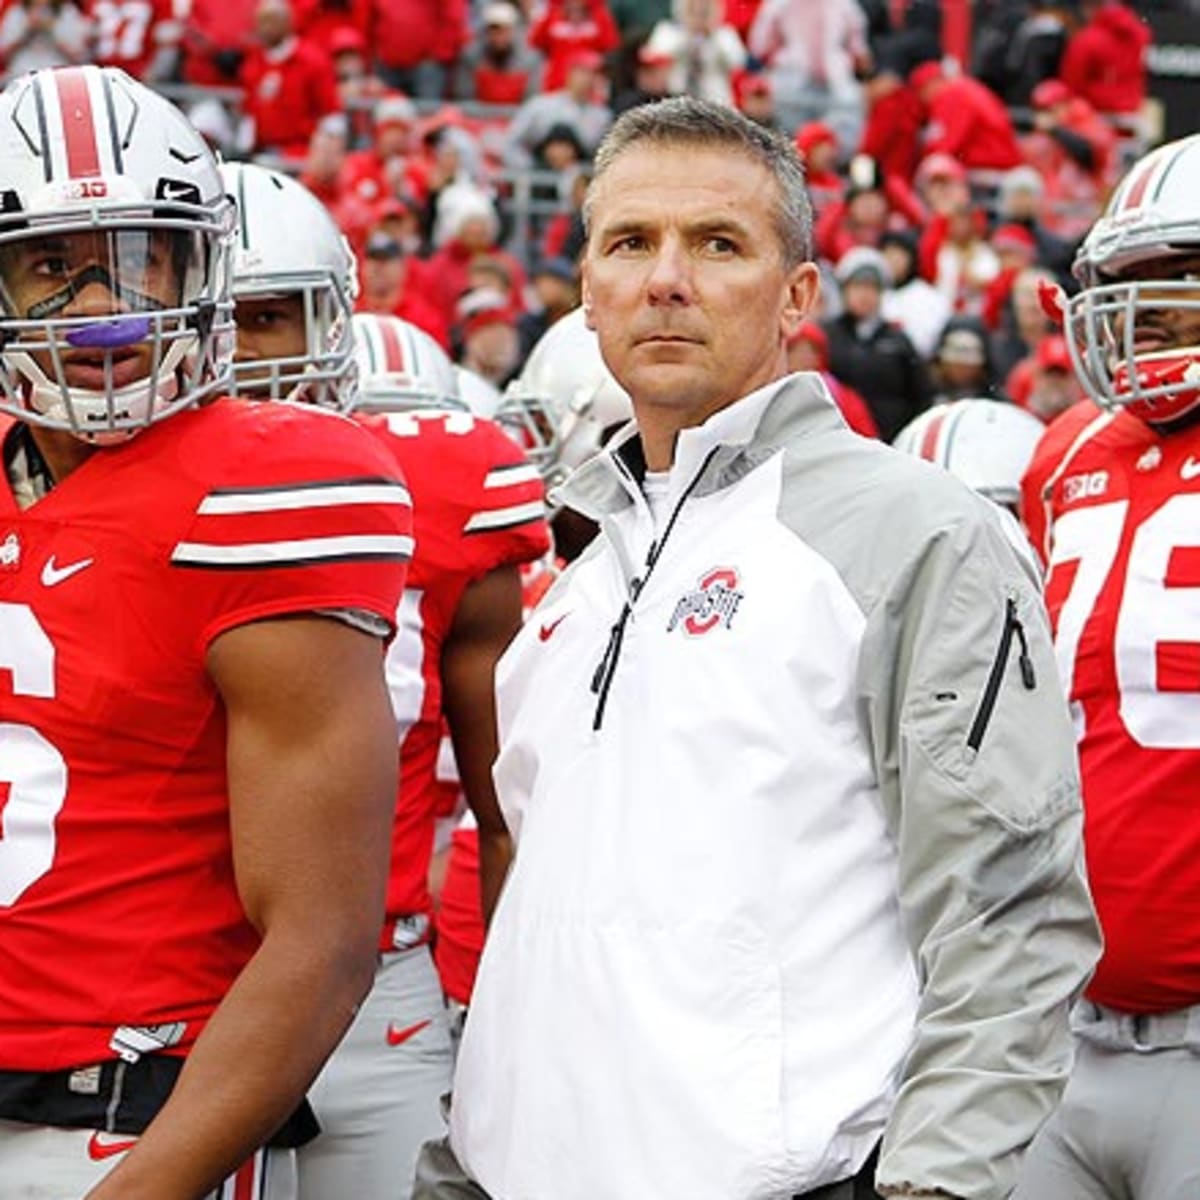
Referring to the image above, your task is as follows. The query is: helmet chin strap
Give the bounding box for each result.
[25,264,166,321]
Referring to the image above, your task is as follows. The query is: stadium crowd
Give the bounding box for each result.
[0,0,1158,432]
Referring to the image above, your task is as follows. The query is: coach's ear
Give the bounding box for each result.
[780,261,820,344]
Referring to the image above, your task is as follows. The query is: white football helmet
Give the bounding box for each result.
[893,399,1045,509]
[350,312,462,412]
[0,66,236,443]
[497,307,633,491]
[1066,133,1200,425]
[454,363,503,418]
[222,161,358,410]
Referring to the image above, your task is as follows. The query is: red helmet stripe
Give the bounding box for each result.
[378,316,405,372]
[1120,154,1159,213]
[54,68,102,179]
[918,408,949,462]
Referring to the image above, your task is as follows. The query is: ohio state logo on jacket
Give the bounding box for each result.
[668,566,744,636]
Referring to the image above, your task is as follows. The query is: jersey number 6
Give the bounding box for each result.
[0,602,67,906]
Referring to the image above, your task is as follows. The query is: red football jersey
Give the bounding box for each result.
[432,553,562,1002]
[356,409,549,947]
[0,400,411,1071]
[1022,400,1200,1013]
[86,0,180,79]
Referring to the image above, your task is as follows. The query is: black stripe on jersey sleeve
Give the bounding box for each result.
[464,516,547,536]
[204,476,405,498]
[170,549,412,570]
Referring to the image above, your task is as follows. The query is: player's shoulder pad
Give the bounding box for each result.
[187,399,407,491]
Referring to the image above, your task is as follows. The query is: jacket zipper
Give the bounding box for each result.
[966,595,1037,752]
[590,448,720,731]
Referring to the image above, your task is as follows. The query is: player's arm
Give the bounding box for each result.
[441,563,524,925]
[85,614,397,1200]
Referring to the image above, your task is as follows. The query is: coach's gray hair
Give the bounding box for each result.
[583,97,814,267]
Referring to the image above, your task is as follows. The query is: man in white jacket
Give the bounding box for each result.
[415,97,1100,1200]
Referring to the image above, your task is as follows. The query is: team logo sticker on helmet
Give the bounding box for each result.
[668,567,744,637]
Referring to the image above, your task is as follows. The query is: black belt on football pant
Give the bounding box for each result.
[0,1056,318,1144]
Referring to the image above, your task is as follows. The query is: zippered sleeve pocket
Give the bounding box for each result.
[966,595,1037,754]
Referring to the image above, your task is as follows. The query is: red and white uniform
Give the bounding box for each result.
[0,400,411,1074]
[85,0,180,79]
[434,553,560,1006]
[1022,400,1200,1014]
[360,408,549,944]
[294,409,548,1198]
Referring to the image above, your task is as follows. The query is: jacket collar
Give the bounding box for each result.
[556,371,845,522]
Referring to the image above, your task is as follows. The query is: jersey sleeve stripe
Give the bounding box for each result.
[464,501,546,534]
[483,464,542,488]
[197,482,412,514]
[171,534,414,568]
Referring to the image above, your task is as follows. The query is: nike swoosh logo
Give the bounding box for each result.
[386,1018,431,1046]
[41,555,94,587]
[538,614,569,642]
[87,1130,138,1161]
[1182,457,1200,481]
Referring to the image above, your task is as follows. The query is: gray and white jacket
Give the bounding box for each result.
[450,373,1100,1200]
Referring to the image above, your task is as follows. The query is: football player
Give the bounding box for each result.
[1016,133,1200,1200]
[218,161,550,1199]
[434,308,634,1017]
[496,305,633,563]
[0,67,411,1200]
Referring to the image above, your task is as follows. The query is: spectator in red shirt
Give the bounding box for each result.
[528,0,619,91]
[455,288,523,388]
[814,154,922,266]
[794,121,844,217]
[785,320,879,438]
[324,26,386,145]
[909,59,1023,172]
[732,70,779,132]
[294,0,368,50]
[1005,333,1084,422]
[240,0,339,159]
[426,184,527,329]
[180,0,256,85]
[859,60,924,184]
[612,42,674,115]
[86,0,182,81]
[298,113,379,241]
[355,228,450,349]
[1021,77,1118,241]
[981,222,1039,332]
[918,193,1001,318]
[1060,0,1150,116]
[454,2,542,104]
[339,93,429,212]
[368,0,468,99]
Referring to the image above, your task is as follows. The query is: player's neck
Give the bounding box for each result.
[28,425,97,484]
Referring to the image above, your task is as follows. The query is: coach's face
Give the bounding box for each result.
[582,144,816,467]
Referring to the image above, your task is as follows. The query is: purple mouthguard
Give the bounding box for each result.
[65,316,153,349]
